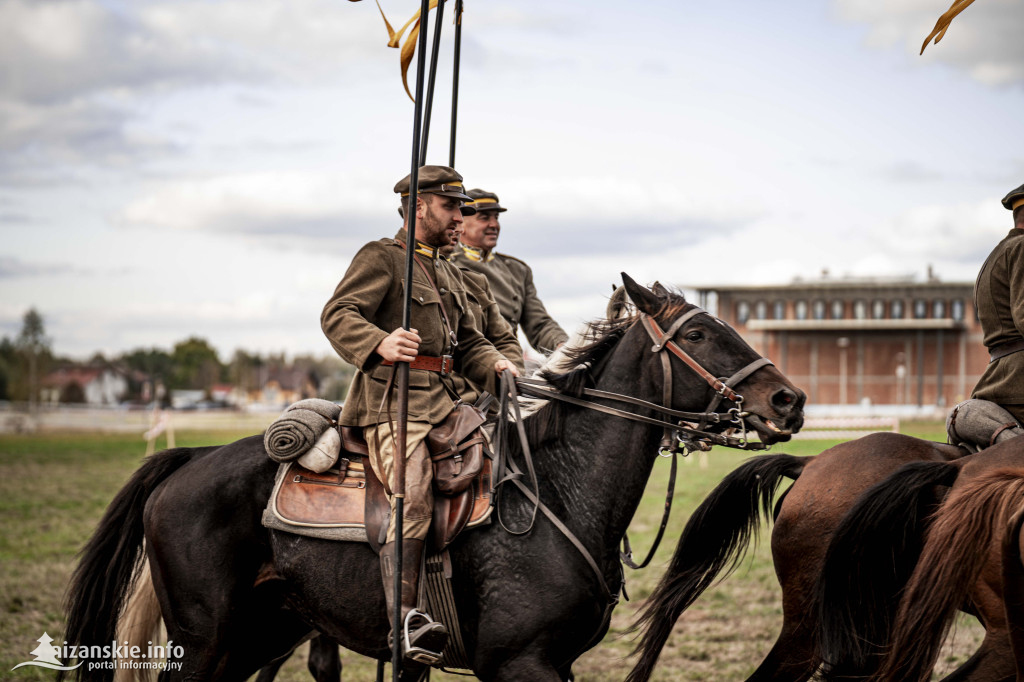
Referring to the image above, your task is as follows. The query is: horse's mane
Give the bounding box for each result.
[514,287,692,448]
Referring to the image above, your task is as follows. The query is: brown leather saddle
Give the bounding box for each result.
[264,426,492,553]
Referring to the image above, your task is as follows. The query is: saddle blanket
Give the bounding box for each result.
[261,455,493,543]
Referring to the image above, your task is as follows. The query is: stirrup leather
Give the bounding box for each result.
[402,608,448,665]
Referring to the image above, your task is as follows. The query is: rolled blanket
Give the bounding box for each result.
[286,398,341,422]
[264,399,342,463]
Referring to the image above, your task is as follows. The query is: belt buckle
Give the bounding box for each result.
[440,355,453,376]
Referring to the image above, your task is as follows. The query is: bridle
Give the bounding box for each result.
[516,306,777,454]
[496,304,783,599]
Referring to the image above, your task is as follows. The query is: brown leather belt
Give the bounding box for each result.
[382,354,453,375]
[989,338,1024,363]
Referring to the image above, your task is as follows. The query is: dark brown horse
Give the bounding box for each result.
[59,275,805,682]
[626,431,965,682]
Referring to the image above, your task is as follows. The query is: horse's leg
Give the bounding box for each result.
[940,630,1015,682]
[213,607,316,682]
[252,653,289,682]
[306,635,342,682]
[483,653,563,682]
[252,633,340,682]
[745,617,819,682]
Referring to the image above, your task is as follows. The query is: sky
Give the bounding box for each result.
[1,0,1023,361]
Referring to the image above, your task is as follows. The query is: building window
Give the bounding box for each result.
[812,300,826,320]
[933,299,946,319]
[754,300,767,320]
[872,299,886,320]
[737,301,750,324]
[892,300,905,319]
[831,300,844,320]
[773,300,785,320]
[913,299,927,319]
[952,299,965,321]
[853,300,867,320]
[795,300,808,320]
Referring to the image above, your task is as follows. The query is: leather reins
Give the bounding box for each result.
[514,308,776,454]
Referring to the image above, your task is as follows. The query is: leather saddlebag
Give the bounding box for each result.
[428,397,490,496]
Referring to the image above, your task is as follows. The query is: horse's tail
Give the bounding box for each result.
[1002,505,1024,681]
[113,559,164,682]
[815,460,960,681]
[878,467,1024,682]
[625,453,809,682]
[60,447,196,682]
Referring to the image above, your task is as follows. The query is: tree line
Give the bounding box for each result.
[0,309,355,405]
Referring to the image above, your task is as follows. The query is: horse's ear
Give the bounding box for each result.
[621,273,661,316]
[651,281,669,297]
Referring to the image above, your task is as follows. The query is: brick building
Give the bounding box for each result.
[693,271,988,408]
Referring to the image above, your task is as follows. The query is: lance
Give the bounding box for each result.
[394,0,434,677]
[419,0,446,166]
[449,0,463,167]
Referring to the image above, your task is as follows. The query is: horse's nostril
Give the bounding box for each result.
[773,388,797,411]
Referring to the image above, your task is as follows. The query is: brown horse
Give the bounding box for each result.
[626,432,965,682]
[867,439,1024,682]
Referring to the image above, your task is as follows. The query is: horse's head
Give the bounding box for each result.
[621,274,805,445]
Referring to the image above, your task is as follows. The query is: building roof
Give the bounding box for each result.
[691,278,973,295]
[42,367,104,388]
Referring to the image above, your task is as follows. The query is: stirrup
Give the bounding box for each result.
[402,608,448,666]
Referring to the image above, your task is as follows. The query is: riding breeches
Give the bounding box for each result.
[365,420,433,542]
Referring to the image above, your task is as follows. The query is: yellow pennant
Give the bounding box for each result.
[920,0,977,54]
[352,0,443,102]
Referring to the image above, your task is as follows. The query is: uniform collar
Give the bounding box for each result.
[394,228,447,261]
[458,242,494,263]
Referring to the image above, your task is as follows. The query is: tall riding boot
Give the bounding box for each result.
[380,539,448,665]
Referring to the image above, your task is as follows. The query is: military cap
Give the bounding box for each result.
[465,188,508,213]
[394,165,473,203]
[1003,183,1024,212]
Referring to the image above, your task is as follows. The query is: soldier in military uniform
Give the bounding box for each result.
[971,182,1024,427]
[451,189,569,354]
[320,166,519,663]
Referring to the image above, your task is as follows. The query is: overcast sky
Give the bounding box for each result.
[2,0,1023,360]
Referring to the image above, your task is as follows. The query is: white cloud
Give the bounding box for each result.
[115,171,389,244]
[833,0,1024,86]
[0,0,395,181]
[0,0,389,105]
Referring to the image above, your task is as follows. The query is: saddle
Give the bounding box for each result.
[262,426,493,553]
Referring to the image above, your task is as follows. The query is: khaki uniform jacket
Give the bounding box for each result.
[972,228,1024,406]
[451,270,525,400]
[322,229,507,426]
[451,249,569,354]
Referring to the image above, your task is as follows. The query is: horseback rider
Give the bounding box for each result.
[450,189,569,355]
[320,165,519,663]
[948,182,1024,449]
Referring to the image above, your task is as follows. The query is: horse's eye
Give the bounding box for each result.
[685,331,704,343]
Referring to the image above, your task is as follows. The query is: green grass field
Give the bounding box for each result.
[0,424,984,681]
